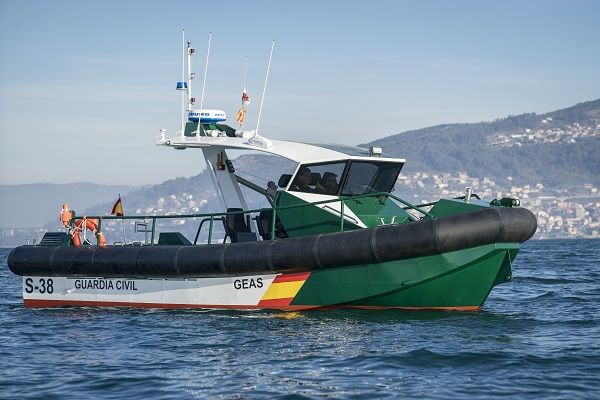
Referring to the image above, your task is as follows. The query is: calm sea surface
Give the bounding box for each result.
[1,240,599,399]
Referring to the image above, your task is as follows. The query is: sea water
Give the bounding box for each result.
[0,240,599,399]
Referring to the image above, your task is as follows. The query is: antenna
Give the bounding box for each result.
[196,32,212,136]
[187,40,194,111]
[180,29,186,137]
[255,40,275,137]
[243,55,248,91]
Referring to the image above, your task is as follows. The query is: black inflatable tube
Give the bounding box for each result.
[7,207,537,278]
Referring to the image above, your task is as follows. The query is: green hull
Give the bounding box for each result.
[292,243,518,310]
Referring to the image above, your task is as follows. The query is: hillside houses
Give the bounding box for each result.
[488,121,600,148]
[396,171,599,238]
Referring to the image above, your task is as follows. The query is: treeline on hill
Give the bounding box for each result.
[365,100,600,186]
[369,134,598,187]
[72,99,600,220]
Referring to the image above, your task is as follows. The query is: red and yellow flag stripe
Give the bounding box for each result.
[257,272,310,308]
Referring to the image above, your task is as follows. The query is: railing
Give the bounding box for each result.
[79,192,434,246]
[402,193,481,210]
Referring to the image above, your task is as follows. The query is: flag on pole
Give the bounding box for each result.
[236,107,247,126]
[237,87,250,126]
[242,88,250,106]
[111,195,124,216]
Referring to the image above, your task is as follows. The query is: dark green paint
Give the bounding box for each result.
[291,243,519,308]
[275,192,361,237]
[275,191,416,236]
[342,195,413,227]
[428,198,489,218]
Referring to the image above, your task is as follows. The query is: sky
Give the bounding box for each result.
[0,0,599,186]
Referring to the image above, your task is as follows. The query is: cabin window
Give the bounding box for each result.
[289,162,346,195]
[341,161,403,196]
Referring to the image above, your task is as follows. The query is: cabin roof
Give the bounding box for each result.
[160,135,405,164]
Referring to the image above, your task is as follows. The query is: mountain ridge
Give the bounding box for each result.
[1,99,598,241]
[371,99,600,143]
[362,99,600,186]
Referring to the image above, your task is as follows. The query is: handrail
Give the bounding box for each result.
[322,205,360,225]
[402,193,482,210]
[82,192,431,222]
[79,191,434,245]
[194,216,225,245]
[383,193,433,218]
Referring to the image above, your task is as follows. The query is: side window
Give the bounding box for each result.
[289,166,314,193]
[342,163,379,195]
[289,162,346,195]
[341,162,403,195]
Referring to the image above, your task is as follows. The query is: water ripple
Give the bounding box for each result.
[1,240,600,399]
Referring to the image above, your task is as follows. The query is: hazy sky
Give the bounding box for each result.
[1,0,598,185]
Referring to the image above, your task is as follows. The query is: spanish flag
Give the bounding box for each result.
[111,195,124,216]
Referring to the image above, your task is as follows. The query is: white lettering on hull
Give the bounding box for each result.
[72,279,139,291]
[22,275,277,307]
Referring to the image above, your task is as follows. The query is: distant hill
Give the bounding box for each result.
[0,156,293,240]
[2,99,598,238]
[362,99,600,186]
[0,183,136,227]
[84,154,296,218]
[78,155,295,242]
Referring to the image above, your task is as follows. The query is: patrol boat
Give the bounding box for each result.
[7,38,537,311]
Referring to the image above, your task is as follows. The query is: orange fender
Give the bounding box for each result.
[71,218,106,247]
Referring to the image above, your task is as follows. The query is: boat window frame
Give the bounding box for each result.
[339,160,404,196]
[287,159,403,196]
[288,160,350,196]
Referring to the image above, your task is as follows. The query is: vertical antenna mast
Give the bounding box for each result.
[255,40,275,137]
[187,40,193,111]
[243,55,248,91]
[180,29,186,136]
[196,32,212,136]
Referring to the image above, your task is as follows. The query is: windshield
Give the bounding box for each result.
[289,162,346,195]
[341,161,403,195]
